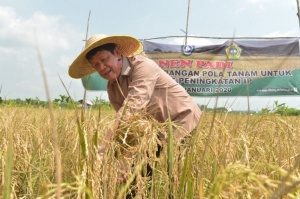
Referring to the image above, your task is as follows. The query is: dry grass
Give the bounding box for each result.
[0,106,300,198]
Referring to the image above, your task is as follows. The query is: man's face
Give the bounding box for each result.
[89,49,122,82]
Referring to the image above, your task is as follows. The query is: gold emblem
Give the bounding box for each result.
[226,43,242,59]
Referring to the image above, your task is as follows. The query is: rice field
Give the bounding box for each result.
[1,105,300,198]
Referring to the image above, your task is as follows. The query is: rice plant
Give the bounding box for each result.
[0,106,300,198]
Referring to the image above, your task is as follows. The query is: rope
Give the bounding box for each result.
[141,35,300,41]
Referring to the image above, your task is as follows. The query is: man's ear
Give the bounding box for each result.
[114,46,121,57]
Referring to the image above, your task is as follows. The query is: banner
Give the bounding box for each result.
[82,38,300,96]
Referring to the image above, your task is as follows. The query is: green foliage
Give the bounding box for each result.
[53,95,74,108]
[0,95,112,109]
[1,97,300,117]
[273,101,300,116]
[24,97,48,107]
[198,105,229,113]
[92,96,112,110]
[261,107,271,114]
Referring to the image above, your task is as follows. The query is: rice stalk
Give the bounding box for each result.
[112,109,168,198]
[167,115,175,198]
[3,126,13,199]
[208,162,276,198]
[178,150,190,198]
[35,33,62,198]
[185,150,194,199]
[60,74,94,198]
[117,159,145,199]
[270,154,300,199]
[36,180,94,199]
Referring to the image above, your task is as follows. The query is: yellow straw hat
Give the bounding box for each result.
[68,34,144,79]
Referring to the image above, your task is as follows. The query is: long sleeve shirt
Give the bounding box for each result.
[107,54,201,140]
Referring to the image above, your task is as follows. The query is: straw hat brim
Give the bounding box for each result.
[68,35,143,79]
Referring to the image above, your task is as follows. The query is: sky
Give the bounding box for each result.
[0,0,300,111]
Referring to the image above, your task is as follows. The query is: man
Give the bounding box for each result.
[68,34,201,197]
[69,34,201,136]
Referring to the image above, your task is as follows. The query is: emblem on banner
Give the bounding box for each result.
[182,45,194,56]
[226,43,242,59]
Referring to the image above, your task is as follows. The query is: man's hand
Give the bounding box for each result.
[117,157,131,184]
[97,144,106,162]
[97,119,120,161]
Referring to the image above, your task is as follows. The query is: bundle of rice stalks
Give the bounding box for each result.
[114,112,165,159]
[108,111,171,198]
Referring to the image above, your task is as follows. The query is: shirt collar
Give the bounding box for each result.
[121,56,132,76]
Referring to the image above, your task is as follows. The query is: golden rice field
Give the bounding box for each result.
[1,106,300,198]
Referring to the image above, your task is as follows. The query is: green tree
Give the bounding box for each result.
[273,101,300,116]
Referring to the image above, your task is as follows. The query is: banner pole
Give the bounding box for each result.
[84,10,91,44]
[185,0,191,46]
[297,0,300,27]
